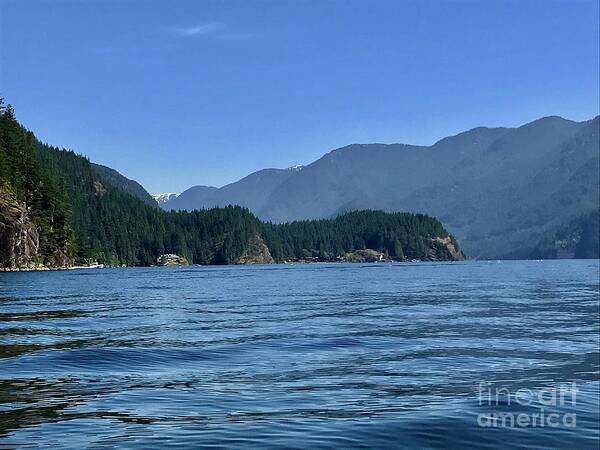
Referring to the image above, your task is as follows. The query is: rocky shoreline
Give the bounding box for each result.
[0,255,465,272]
[0,263,106,272]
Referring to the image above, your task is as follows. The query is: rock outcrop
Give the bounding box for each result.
[0,187,41,270]
[234,235,274,264]
[156,254,189,266]
[340,249,387,263]
[338,238,465,263]
[431,236,465,261]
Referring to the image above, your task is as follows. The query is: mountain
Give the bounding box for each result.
[162,166,301,212]
[166,116,599,259]
[152,192,179,205]
[162,185,218,210]
[0,102,461,269]
[527,210,599,259]
[91,163,156,206]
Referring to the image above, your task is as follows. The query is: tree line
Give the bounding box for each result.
[0,101,462,267]
[262,211,459,262]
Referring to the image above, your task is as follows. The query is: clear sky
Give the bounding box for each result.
[1,0,598,193]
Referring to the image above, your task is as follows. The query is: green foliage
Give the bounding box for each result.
[263,210,458,262]
[0,100,73,266]
[36,141,263,265]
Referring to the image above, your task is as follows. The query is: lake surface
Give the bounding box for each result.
[0,260,598,449]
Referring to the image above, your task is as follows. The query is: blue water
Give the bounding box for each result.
[1,260,598,449]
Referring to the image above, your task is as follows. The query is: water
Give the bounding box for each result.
[0,260,598,449]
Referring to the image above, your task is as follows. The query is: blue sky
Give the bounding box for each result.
[1,0,598,193]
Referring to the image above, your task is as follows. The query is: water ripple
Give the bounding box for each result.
[0,260,598,448]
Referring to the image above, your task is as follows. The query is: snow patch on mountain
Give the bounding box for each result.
[152,193,179,205]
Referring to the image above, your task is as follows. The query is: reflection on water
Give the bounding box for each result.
[0,260,598,448]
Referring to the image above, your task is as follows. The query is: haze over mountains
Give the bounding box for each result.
[159,116,600,259]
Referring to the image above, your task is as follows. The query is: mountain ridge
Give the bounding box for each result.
[163,167,298,212]
[163,115,599,259]
[91,163,156,206]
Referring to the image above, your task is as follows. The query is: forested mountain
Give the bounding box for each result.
[164,116,599,260]
[32,134,267,267]
[91,163,156,206]
[527,210,599,260]
[0,102,462,269]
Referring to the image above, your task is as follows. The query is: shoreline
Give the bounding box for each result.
[0,258,454,272]
[2,258,598,273]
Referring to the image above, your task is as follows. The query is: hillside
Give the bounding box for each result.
[91,163,156,206]
[527,210,599,259]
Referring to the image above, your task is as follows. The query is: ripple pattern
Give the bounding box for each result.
[0,260,598,448]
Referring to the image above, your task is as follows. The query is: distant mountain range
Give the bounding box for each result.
[160,116,600,259]
[162,166,303,213]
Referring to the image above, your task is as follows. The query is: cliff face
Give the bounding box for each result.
[431,236,465,261]
[0,187,41,270]
[234,234,274,264]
